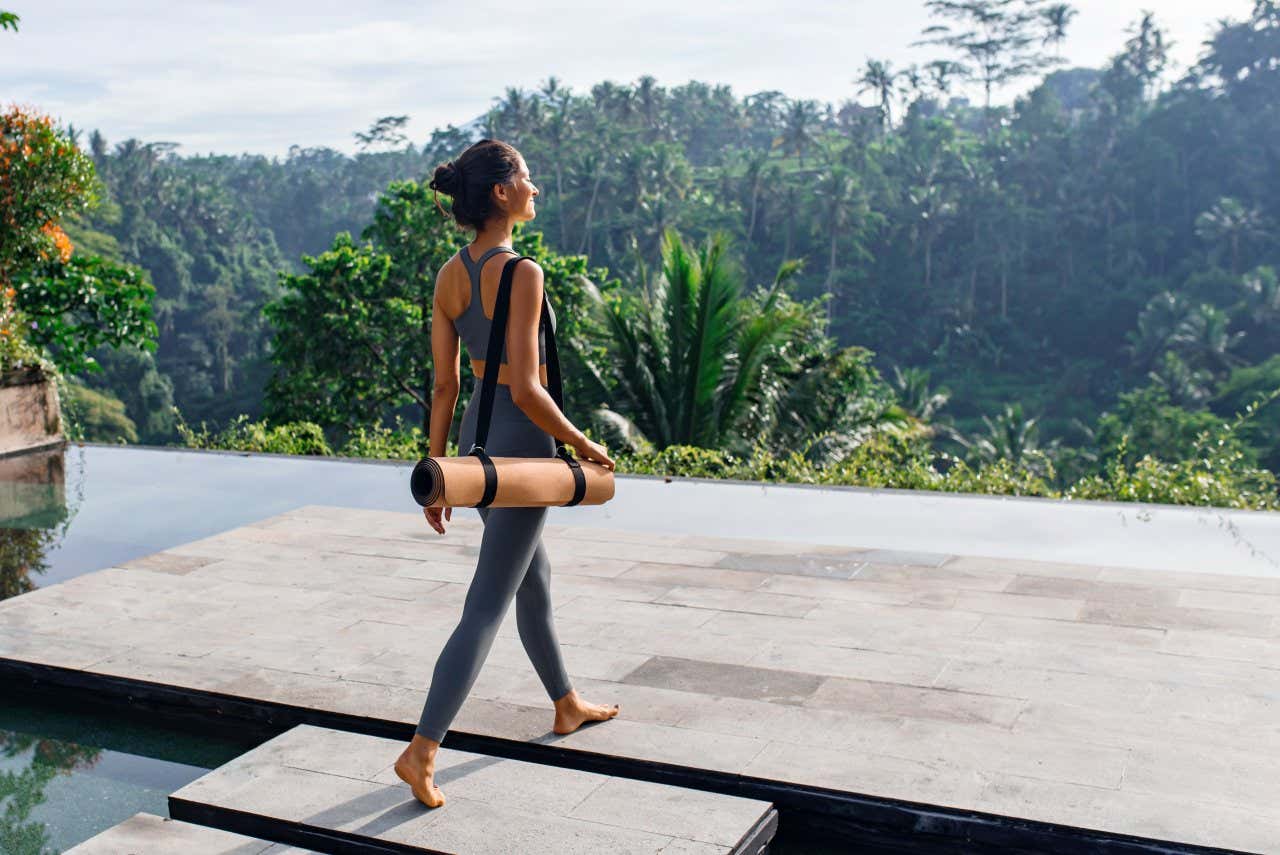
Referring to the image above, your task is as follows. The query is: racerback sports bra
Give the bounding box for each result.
[452,245,554,365]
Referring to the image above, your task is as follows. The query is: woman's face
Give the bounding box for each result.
[500,156,539,222]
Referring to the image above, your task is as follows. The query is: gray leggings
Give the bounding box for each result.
[414,379,574,743]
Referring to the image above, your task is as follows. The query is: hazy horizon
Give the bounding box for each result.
[2,0,1256,158]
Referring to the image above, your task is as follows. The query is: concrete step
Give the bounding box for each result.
[64,811,310,854]
[169,724,778,854]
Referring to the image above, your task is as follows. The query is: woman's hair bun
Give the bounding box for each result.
[428,139,521,231]
[429,160,462,197]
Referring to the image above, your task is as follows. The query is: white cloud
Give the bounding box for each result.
[0,0,1255,156]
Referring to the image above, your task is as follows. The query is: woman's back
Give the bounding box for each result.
[451,244,554,367]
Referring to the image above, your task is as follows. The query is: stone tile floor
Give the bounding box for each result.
[66,812,294,854]
[3,504,1278,852]
[169,723,775,854]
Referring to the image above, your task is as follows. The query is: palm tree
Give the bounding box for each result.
[890,365,950,422]
[635,75,665,142]
[492,87,543,142]
[857,59,898,133]
[538,76,575,249]
[1126,291,1189,371]
[586,229,807,451]
[1195,197,1266,275]
[1147,351,1213,408]
[813,163,869,332]
[1042,3,1077,58]
[735,147,779,276]
[781,99,821,166]
[954,402,1055,474]
[1171,304,1245,375]
[1239,265,1280,329]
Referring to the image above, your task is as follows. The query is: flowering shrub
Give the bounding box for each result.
[0,104,101,379]
[0,104,95,286]
[0,282,51,376]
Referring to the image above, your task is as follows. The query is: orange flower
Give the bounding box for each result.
[39,221,73,262]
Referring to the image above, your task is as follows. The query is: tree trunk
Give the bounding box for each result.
[826,226,839,334]
[578,161,606,254]
[924,236,934,292]
[744,171,762,264]
[556,158,566,249]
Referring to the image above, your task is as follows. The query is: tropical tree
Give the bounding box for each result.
[916,0,1074,133]
[953,401,1056,475]
[1041,3,1076,58]
[588,229,810,451]
[0,108,156,381]
[891,364,951,422]
[265,180,612,441]
[1170,304,1245,376]
[780,99,821,165]
[1195,197,1266,275]
[857,59,898,133]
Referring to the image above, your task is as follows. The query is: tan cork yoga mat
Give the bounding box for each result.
[412,455,615,508]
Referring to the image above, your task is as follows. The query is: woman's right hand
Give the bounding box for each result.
[572,435,615,470]
[424,505,451,535]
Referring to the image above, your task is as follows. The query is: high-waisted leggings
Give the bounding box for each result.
[414,379,574,743]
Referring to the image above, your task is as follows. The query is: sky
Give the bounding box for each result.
[0,0,1256,158]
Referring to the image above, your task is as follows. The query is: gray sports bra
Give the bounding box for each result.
[452,245,555,365]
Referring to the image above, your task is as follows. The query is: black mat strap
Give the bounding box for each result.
[468,254,586,508]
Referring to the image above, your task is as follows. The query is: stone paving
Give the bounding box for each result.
[65,812,297,854]
[3,504,1279,852]
[169,723,776,854]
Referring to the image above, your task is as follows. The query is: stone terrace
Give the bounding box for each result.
[2,504,1277,852]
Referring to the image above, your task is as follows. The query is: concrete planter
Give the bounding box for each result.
[0,365,65,458]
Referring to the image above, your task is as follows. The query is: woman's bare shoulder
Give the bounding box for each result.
[510,256,545,283]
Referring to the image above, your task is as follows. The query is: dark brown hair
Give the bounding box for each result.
[428,138,522,230]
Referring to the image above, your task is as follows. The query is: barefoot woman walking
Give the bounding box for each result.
[395,139,620,808]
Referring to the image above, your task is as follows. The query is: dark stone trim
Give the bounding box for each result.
[168,797,443,854]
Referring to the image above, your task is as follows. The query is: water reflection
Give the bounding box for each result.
[0,728,101,854]
[0,442,262,851]
[0,445,81,603]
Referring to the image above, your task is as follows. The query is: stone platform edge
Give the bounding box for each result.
[0,655,1254,855]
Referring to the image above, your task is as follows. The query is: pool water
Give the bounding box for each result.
[0,690,265,854]
[0,443,323,851]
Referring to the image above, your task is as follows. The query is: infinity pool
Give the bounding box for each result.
[1,441,1272,851]
[0,443,854,852]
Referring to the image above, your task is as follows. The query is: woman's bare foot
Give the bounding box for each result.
[552,688,620,735]
[394,735,446,808]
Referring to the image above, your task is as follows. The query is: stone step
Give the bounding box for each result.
[64,811,309,854]
[169,724,778,855]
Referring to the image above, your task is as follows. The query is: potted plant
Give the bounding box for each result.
[0,284,62,456]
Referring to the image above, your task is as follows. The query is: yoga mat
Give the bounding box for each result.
[411,455,615,508]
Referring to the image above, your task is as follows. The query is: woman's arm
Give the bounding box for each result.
[505,260,586,447]
[429,270,462,458]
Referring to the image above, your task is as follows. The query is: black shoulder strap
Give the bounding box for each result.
[467,255,586,508]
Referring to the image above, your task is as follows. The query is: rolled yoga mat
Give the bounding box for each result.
[411,455,615,508]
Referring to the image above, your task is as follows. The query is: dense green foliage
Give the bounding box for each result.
[0,106,155,397]
[262,183,617,441]
[43,1,1280,507]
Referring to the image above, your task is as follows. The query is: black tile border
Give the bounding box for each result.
[168,795,779,855]
[0,656,1258,855]
[169,797,443,854]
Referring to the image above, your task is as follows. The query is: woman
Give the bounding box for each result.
[394,139,620,808]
